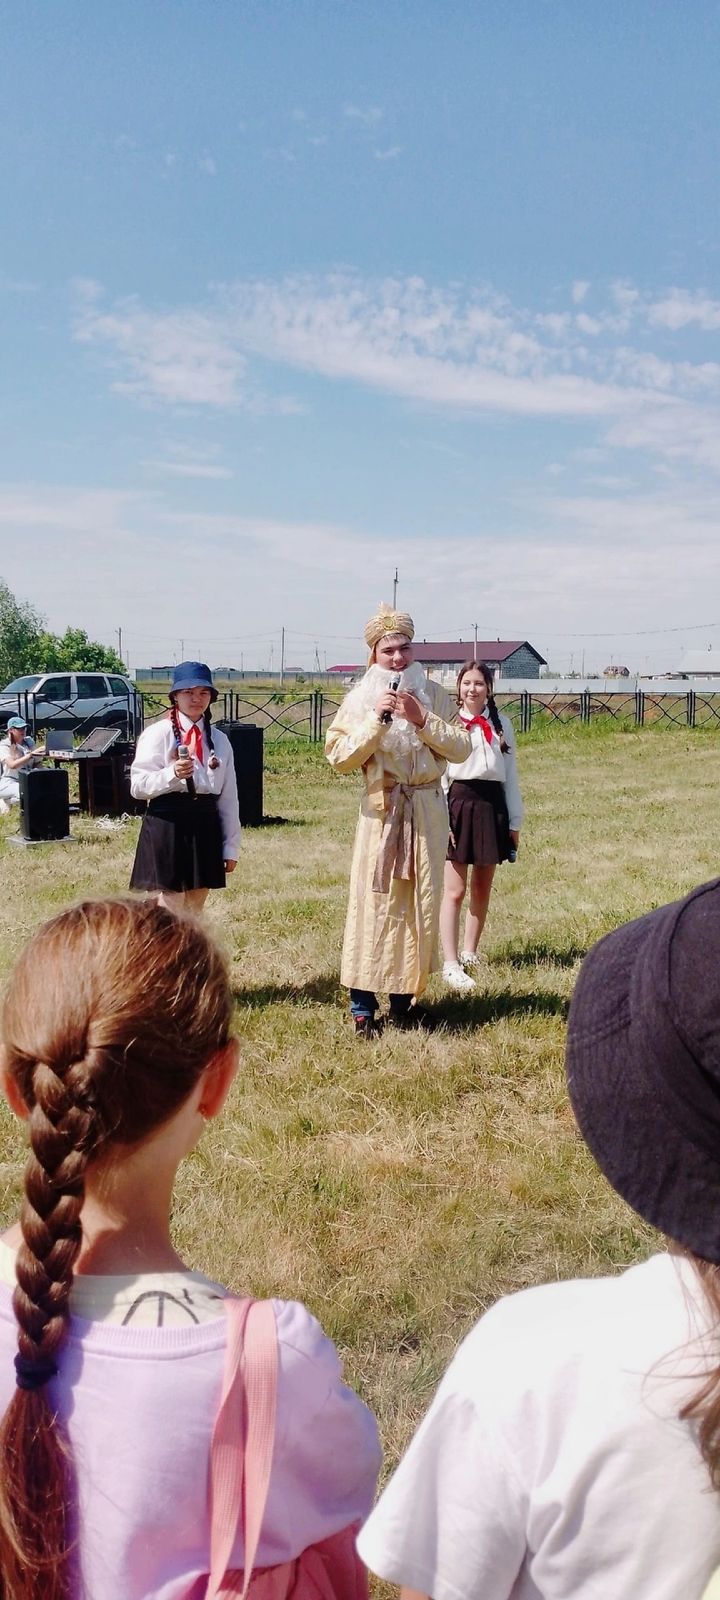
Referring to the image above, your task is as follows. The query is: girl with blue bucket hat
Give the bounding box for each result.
[130,662,240,913]
[359,877,720,1598]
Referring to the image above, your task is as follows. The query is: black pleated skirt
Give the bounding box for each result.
[447,779,511,866]
[130,793,226,892]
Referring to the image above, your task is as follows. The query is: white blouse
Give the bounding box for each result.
[130,711,241,859]
[443,711,523,830]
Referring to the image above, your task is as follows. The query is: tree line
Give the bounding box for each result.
[0,580,125,685]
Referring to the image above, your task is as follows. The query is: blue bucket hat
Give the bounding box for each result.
[7,716,28,730]
[169,661,218,703]
[566,876,720,1265]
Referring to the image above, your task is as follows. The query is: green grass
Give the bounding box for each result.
[0,723,718,1468]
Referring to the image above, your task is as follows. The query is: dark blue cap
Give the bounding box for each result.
[169,661,217,702]
[567,877,720,1264]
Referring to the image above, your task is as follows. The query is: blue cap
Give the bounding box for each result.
[169,661,217,702]
[7,716,27,730]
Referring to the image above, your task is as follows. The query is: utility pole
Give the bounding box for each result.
[392,567,399,607]
[180,639,185,660]
[117,626,122,664]
[280,626,285,687]
[473,622,478,653]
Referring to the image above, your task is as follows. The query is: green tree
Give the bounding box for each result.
[38,627,125,674]
[0,580,126,682]
[0,581,44,684]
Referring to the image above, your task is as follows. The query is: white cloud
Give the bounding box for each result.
[71,272,720,475]
[575,312,602,336]
[646,289,720,331]
[611,280,640,310]
[374,145,403,161]
[571,280,590,304]
[75,297,247,407]
[343,104,383,126]
[146,460,233,480]
[198,155,217,176]
[1,479,719,670]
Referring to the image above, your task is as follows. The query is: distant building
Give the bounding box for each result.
[413,640,546,683]
[671,649,720,678]
[603,664,630,678]
[329,641,545,686]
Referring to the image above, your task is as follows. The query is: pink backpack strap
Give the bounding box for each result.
[206,1298,279,1600]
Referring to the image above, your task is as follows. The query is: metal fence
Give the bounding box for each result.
[136,686,720,742]
[494,689,720,732]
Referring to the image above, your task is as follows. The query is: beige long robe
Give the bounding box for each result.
[326,680,472,997]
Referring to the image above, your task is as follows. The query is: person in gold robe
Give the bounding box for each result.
[326,603,472,1037]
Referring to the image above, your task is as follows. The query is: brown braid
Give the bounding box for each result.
[168,701,183,750]
[0,898,233,1600]
[203,706,219,768]
[0,1055,101,1597]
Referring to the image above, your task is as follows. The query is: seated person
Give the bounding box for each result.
[0,717,44,812]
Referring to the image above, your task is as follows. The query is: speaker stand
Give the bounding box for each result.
[8,834,77,848]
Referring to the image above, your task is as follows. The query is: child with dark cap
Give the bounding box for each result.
[359,877,720,1598]
[130,662,240,914]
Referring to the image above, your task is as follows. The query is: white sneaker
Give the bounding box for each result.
[443,961,476,993]
[460,950,483,973]
[0,799,10,817]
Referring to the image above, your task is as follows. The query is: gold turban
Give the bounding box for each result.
[364,601,415,652]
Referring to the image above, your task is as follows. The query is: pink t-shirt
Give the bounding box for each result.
[0,1281,381,1600]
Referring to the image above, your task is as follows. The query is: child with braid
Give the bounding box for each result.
[439,660,523,991]
[130,660,240,913]
[0,898,380,1600]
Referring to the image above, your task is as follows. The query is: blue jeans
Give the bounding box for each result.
[349,989,412,1019]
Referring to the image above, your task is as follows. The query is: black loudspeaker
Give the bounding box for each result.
[19,769,70,841]
[217,723,264,826]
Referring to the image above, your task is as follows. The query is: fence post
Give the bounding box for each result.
[635,690,645,727]
[519,691,531,733]
[580,690,590,724]
[687,690,696,728]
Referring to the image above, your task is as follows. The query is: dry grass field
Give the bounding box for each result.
[0,722,718,1475]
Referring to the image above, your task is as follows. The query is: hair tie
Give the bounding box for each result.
[14,1352,58,1391]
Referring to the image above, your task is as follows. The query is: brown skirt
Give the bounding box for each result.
[447,779,511,866]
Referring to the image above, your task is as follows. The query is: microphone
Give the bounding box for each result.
[381,675,401,725]
[177,744,196,799]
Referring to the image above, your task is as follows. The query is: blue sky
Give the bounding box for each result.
[2,0,720,672]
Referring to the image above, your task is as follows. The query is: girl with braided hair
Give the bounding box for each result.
[130,660,240,913]
[0,898,380,1600]
[439,661,523,992]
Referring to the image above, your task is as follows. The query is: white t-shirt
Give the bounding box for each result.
[358,1253,720,1599]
